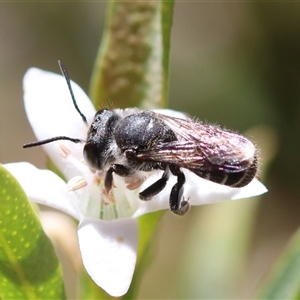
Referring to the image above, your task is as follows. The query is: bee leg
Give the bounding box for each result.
[139,167,170,200]
[169,166,190,216]
[104,164,132,192]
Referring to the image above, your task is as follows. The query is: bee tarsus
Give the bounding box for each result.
[169,165,188,215]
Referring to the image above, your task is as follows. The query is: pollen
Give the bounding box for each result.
[67,176,87,191]
[55,142,71,158]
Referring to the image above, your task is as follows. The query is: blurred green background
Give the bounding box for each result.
[1,2,300,299]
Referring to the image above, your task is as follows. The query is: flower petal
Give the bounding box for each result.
[4,162,81,220]
[23,67,96,180]
[184,171,267,205]
[133,170,267,217]
[78,217,138,297]
[230,177,268,200]
[153,108,190,119]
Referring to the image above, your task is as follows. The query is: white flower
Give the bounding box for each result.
[4,68,267,297]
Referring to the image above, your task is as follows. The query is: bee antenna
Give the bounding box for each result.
[58,60,88,124]
[23,136,83,148]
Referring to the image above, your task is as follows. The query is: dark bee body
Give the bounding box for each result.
[83,109,258,215]
[24,62,258,216]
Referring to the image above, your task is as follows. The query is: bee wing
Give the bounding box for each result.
[135,140,206,169]
[150,112,256,169]
[134,140,251,175]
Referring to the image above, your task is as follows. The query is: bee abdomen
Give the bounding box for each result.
[200,155,258,188]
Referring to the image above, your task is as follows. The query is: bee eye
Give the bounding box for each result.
[83,143,102,170]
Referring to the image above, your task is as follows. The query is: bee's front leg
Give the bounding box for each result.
[104,164,132,193]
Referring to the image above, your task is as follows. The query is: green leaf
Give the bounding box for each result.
[89,0,174,109]
[161,1,174,107]
[257,225,300,299]
[0,164,66,299]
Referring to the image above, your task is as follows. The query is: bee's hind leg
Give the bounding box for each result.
[139,167,170,200]
[169,166,190,216]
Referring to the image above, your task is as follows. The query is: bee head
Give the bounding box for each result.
[83,109,121,170]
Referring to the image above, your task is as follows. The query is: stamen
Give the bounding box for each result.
[101,188,116,204]
[67,176,87,191]
[55,142,71,158]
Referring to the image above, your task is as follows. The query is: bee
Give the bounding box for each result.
[24,61,258,216]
